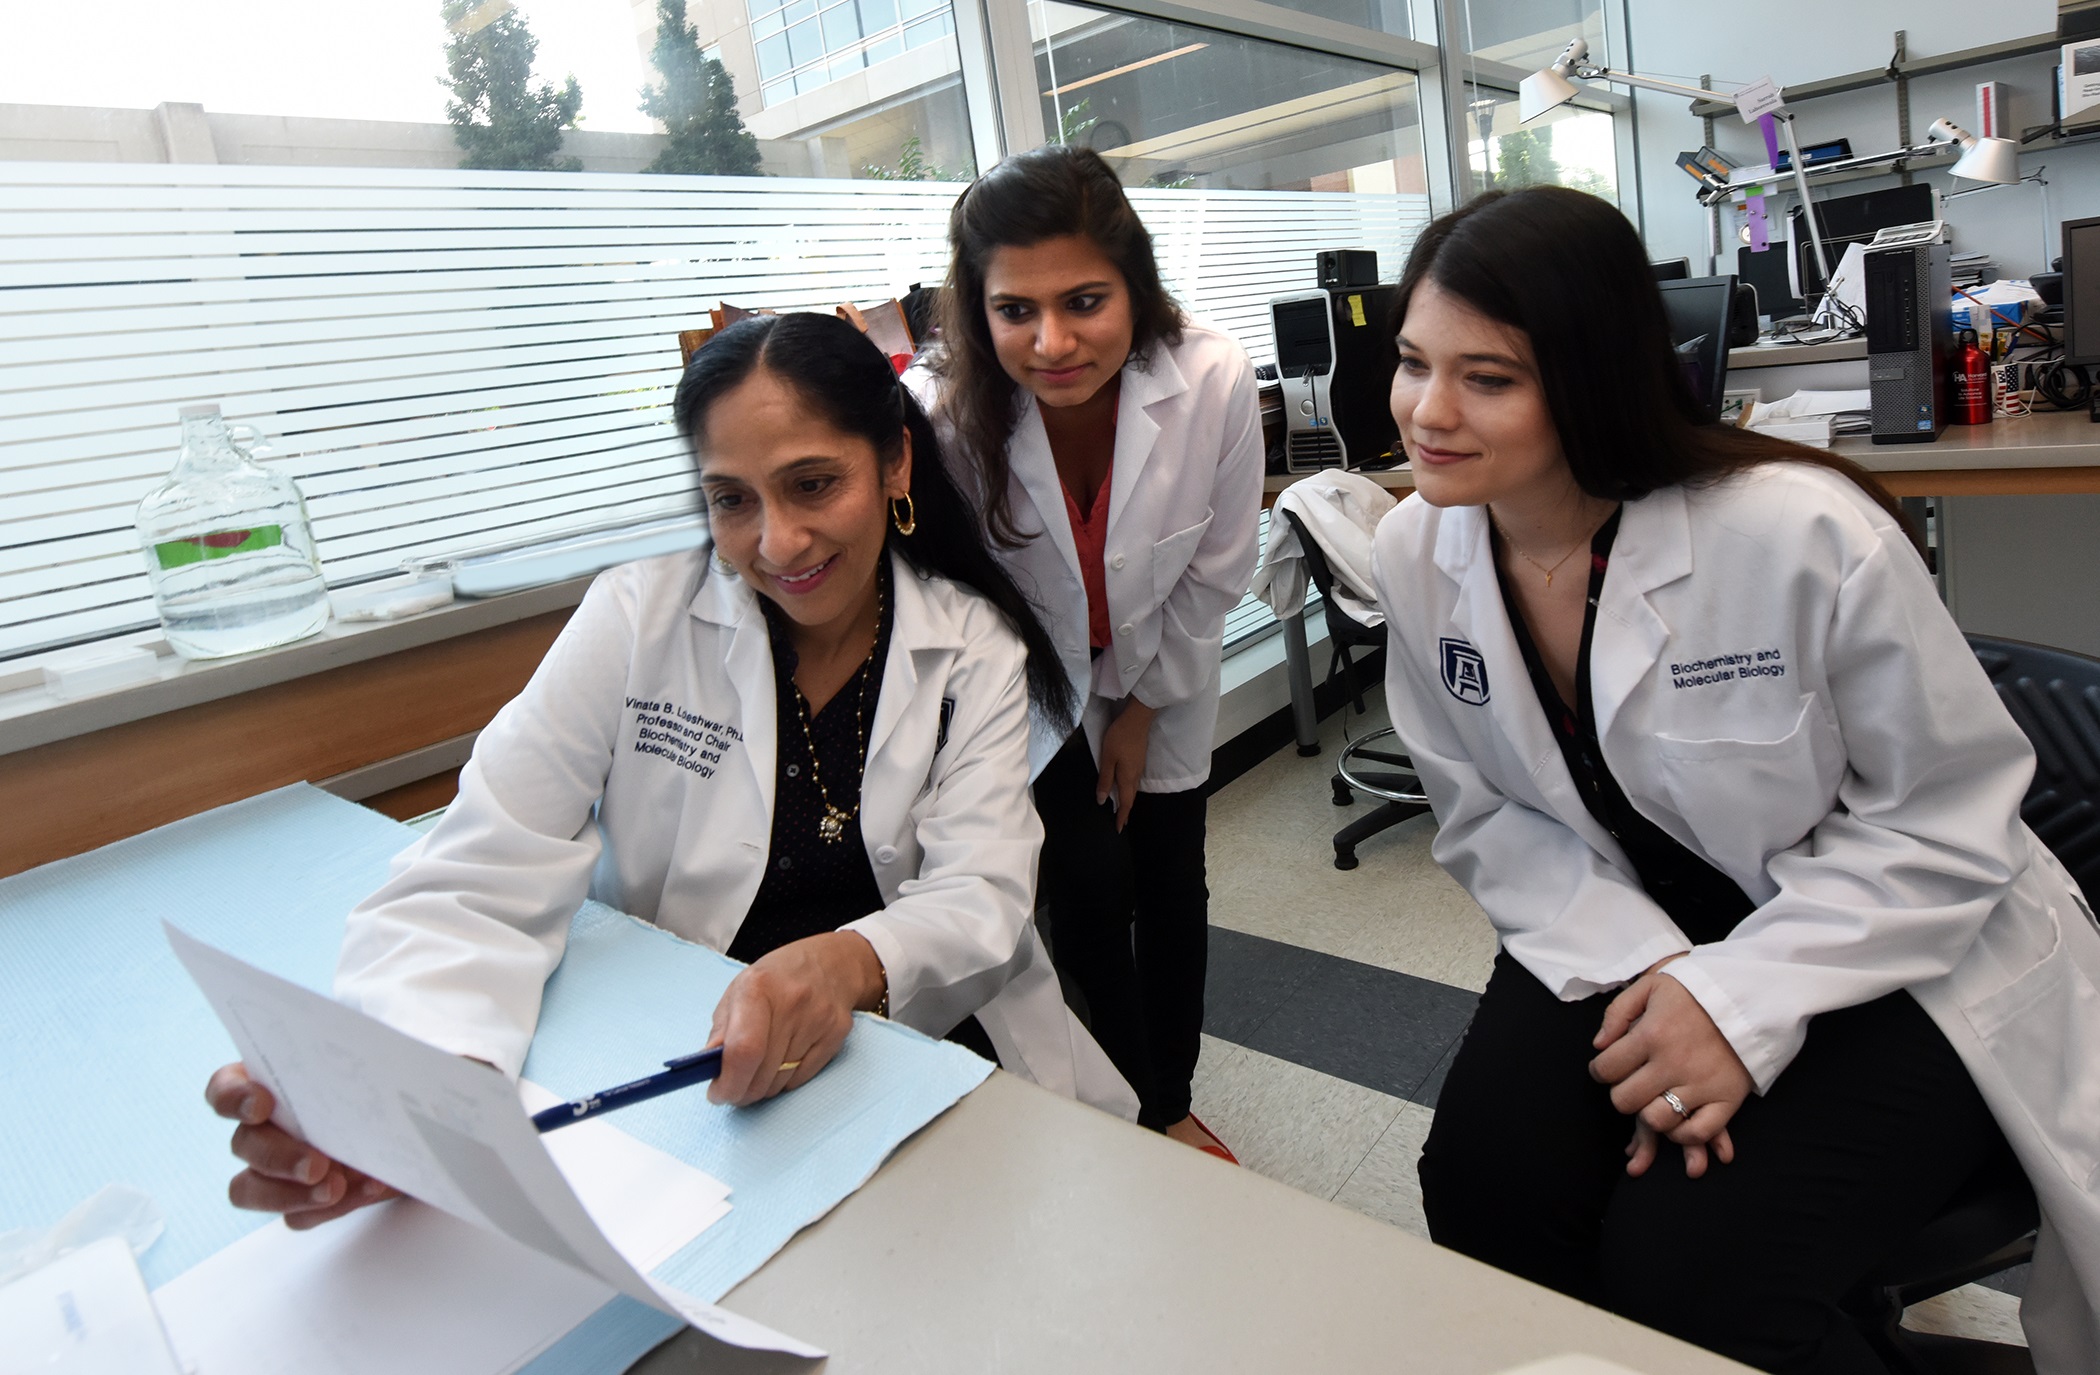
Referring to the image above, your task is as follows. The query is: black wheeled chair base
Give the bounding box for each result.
[1333,797,1432,870]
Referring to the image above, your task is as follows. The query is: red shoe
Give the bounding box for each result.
[1188,1114,1239,1165]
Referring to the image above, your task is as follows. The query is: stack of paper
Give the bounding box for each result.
[153,925,816,1373]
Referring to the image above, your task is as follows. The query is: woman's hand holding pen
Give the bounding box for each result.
[205,1063,400,1229]
[706,931,888,1108]
[1588,955,1756,1180]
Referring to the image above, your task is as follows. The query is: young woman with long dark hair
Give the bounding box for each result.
[915,146,1264,1155]
[204,312,1135,1230]
[1373,186,2100,1371]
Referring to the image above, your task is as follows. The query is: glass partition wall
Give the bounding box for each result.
[0,0,1633,663]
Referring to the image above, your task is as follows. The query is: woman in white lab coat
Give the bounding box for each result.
[204,311,1137,1230]
[916,146,1264,1153]
[1373,187,2100,1373]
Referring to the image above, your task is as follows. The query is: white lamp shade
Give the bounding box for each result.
[1951,136,2020,185]
[1518,67,1580,123]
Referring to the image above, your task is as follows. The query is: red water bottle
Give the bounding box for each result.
[1950,326,1992,425]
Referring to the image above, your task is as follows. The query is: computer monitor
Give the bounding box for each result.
[1788,184,1936,296]
[1650,258,1691,282]
[1657,275,1738,422]
[1737,244,1804,323]
[2062,216,2100,366]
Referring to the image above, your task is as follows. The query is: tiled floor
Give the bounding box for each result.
[1193,702,2029,1352]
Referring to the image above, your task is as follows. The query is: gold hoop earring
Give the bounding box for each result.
[890,493,917,536]
[709,548,737,577]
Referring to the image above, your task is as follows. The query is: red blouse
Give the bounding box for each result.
[1061,463,1113,651]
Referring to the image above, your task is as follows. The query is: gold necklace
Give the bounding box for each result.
[791,578,883,843]
[1489,509,1593,589]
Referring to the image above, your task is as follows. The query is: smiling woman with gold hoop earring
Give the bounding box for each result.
[202,313,1138,1236]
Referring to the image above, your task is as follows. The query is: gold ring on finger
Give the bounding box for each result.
[777,1059,803,1073]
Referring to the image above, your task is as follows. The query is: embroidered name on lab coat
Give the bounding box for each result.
[1440,637,1490,705]
[1668,649,1788,690]
[625,696,742,778]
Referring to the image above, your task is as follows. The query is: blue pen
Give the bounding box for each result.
[531,1047,725,1133]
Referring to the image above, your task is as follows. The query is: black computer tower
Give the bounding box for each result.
[1270,286,1398,471]
[1867,243,1953,444]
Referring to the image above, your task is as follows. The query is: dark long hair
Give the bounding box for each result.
[672,312,1078,729]
[1391,187,1919,548]
[929,145,1187,548]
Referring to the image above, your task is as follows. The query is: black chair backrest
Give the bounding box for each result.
[1969,634,2100,900]
[1281,507,1383,652]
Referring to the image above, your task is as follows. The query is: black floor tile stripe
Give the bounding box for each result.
[1205,926,1479,1108]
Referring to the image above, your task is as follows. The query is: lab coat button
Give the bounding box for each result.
[1110,553,1126,570]
[875,845,898,864]
[1118,622,1134,636]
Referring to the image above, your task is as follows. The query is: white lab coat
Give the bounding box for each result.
[911,321,1266,789]
[335,549,1140,1122]
[1250,470,1397,625]
[1372,463,2100,1369]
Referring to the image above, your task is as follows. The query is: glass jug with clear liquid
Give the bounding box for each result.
[136,405,330,658]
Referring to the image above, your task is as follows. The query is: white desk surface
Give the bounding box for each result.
[636,1073,1754,1375]
[1263,409,2100,502]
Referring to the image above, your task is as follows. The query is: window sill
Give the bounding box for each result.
[0,575,596,760]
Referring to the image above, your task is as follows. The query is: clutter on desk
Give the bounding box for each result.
[38,642,162,700]
[327,569,456,623]
[0,1236,183,1375]
[134,404,331,660]
[1738,388,1872,446]
[0,1185,180,1375]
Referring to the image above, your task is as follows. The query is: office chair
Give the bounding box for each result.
[1844,634,2100,1373]
[1278,510,1430,870]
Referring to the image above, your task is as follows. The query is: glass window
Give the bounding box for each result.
[762,78,794,105]
[903,0,946,20]
[859,0,898,34]
[1453,0,1605,73]
[782,0,819,25]
[753,9,786,38]
[828,49,866,81]
[1258,0,1412,40]
[905,14,949,49]
[865,33,904,65]
[756,32,793,80]
[820,1,862,51]
[1031,1,1428,194]
[1464,89,1618,204]
[787,18,824,68]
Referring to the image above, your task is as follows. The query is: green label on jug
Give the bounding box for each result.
[153,524,284,570]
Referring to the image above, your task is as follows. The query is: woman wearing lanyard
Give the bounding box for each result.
[205,312,1137,1229]
[915,147,1264,1154]
[1373,186,2100,1371]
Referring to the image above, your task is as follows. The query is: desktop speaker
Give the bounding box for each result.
[1316,249,1379,290]
[1866,242,1953,444]
[1270,286,1399,472]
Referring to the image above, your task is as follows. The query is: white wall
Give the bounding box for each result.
[1625,0,2097,280]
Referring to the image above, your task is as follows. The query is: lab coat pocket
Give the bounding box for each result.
[1959,916,2100,1188]
[1152,512,1215,602]
[1651,695,1840,878]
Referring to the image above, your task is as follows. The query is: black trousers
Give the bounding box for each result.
[1421,951,2007,1375]
[1033,730,1209,1128]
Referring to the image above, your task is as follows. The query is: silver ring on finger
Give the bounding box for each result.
[1661,1089,1692,1121]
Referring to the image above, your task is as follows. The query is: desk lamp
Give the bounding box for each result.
[1925,118,2021,185]
[1519,39,1834,289]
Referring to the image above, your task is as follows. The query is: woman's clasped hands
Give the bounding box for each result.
[1588,955,1756,1180]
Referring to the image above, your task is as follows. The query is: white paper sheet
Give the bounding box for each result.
[0,1236,183,1375]
[155,1199,620,1375]
[520,1081,731,1272]
[162,923,819,1361]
